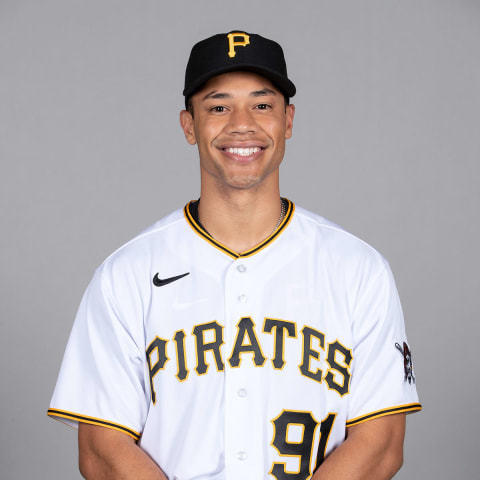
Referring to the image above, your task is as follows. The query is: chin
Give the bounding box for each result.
[224,174,263,190]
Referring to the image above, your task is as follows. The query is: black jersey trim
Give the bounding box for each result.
[240,199,294,258]
[345,403,422,427]
[47,408,141,440]
[184,198,294,259]
[184,203,238,258]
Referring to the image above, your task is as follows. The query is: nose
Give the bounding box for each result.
[227,107,256,134]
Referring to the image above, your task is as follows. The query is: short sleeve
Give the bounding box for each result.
[346,261,421,427]
[48,266,149,440]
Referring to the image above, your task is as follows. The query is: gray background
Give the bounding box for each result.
[1,0,479,478]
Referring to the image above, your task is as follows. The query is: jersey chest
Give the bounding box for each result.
[144,245,355,403]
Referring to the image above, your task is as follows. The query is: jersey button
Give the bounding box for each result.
[237,451,247,461]
[237,264,247,273]
[238,294,247,303]
[237,388,247,398]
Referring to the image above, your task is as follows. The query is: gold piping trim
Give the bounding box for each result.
[183,199,294,259]
[346,403,422,427]
[184,203,238,258]
[240,200,294,258]
[47,408,140,440]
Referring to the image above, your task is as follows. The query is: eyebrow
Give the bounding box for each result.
[201,88,278,101]
[202,91,231,101]
[250,88,278,97]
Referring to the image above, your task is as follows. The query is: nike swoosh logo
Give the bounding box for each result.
[153,272,190,287]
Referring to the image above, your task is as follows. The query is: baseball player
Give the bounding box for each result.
[48,31,421,480]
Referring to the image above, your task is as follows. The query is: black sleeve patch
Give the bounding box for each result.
[395,341,415,384]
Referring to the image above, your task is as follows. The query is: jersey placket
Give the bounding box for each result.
[223,256,263,479]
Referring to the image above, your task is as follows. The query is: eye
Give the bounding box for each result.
[255,103,271,110]
[210,105,226,113]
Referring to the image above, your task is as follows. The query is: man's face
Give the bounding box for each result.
[180,71,295,191]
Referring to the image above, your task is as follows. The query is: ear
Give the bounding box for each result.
[284,104,295,139]
[179,110,197,145]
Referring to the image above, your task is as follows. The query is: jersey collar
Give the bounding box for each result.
[183,199,295,259]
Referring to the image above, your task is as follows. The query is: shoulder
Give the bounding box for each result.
[292,205,387,263]
[291,204,389,279]
[94,207,187,282]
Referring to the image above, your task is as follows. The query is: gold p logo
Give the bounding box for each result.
[227,32,250,58]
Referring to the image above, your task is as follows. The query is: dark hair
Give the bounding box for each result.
[186,97,194,115]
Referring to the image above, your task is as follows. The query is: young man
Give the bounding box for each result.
[48,31,421,480]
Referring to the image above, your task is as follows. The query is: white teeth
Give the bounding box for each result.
[225,147,261,156]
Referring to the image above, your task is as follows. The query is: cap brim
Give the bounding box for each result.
[183,64,296,100]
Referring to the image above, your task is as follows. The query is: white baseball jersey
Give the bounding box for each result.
[49,199,421,480]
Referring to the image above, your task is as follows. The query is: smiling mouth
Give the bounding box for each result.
[223,147,263,157]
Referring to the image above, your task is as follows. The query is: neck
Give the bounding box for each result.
[198,183,283,254]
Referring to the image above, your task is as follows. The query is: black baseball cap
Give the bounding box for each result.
[183,30,296,107]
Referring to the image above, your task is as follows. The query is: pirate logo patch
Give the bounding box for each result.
[395,342,415,384]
